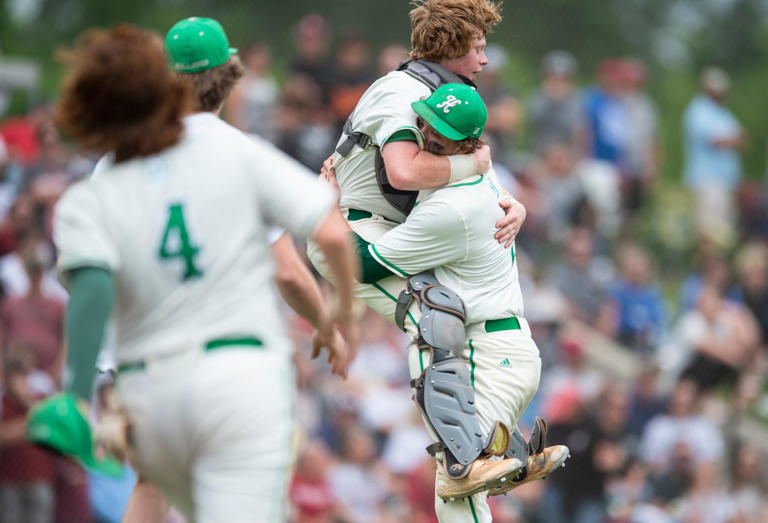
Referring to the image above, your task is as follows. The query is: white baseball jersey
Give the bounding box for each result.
[334,71,428,223]
[366,170,524,324]
[93,114,287,243]
[54,116,335,364]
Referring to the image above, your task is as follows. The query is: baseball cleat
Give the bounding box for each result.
[436,456,525,501]
[487,445,570,496]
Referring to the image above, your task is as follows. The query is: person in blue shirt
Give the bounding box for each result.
[611,243,666,354]
[683,67,747,246]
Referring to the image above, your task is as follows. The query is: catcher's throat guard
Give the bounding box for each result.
[403,272,510,479]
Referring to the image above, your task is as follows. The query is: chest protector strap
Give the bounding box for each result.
[396,59,467,91]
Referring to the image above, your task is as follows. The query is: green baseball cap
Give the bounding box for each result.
[165,17,238,73]
[411,83,487,141]
[26,392,124,477]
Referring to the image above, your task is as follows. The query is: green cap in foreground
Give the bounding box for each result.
[165,16,238,73]
[411,83,487,141]
[26,392,124,477]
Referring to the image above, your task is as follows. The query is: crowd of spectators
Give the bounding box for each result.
[1,12,768,523]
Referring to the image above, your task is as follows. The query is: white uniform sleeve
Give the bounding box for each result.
[248,144,336,240]
[368,200,466,277]
[53,181,120,279]
[352,74,426,147]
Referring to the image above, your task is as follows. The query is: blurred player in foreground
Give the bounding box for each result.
[349,83,569,523]
[27,24,358,522]
[87,17,356,522]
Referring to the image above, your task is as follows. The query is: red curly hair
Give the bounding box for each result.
[409,0,502,61]
[55,25,191,163]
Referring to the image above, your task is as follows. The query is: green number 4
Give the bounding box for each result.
[158,203,203,281]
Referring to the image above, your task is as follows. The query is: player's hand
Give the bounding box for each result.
[330,299,363,370]
[319,154,340,202]
[96,387,135,464]
[495,196,526,248]
[474,144,491,174]
[311,324,349,378]
[336,319,360,372]
[320,155,337,186]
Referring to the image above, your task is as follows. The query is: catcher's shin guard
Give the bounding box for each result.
[404,272,511,479]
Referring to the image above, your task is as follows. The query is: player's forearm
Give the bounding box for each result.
[312,210,359,317]
[272,235,328,329]
[386,149,450,190]
[65,267,113,399]
[382,141,480,191]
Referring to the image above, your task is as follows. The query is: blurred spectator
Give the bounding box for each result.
[328,424,388,523]
[0,228,67,301]
[274,74,337,172]
[328,33,374,128]
[735,242,768,348]
[0,108,41,167]
[349,310,409,387]
[677,285,759,392]
[639,379,724,474]
[226,43,278,142]
[0,234,65,385]
[52,458,91,523]
[532,140,585,243]
[289,440,342,523]
[0,194,41,259]
[540,336,605,410]
[645,440,694,506]
[542,383,633,523]
[518,254,566,372]
[583,59,631,173]
[0,345,55,523]
[738,180,768,241]
[403,460,437,523]
[24,105,71,185]
[376,44,408,77]
[683,67,747,247]
[604,458,651,521]
[728,441,768,522]
[626,363,665,437]
[521,139,622,247]
[380,413,431,477]
[610,242,666,353]
[677,461,738,523]
[289,14,335,106]
[679,246,741,313]
[476,44,523,174]
[620,58,659,215]
[547,226,616,334]
[529,50,583,153]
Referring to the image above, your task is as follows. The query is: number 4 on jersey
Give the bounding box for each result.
[158,203,203,281]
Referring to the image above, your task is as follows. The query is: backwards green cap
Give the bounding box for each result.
[26,392,124,477]
[411,83,487,141]
[165,17,238,73]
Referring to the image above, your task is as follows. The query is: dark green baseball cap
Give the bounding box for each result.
[411,83,487,141]
[26,392,124,477]
[165,17,238,73]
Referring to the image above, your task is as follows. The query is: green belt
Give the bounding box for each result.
[484,316,521,333]
[347,208,373,221]
[117,336,263,374]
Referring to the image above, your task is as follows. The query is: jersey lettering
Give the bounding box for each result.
[158,203,203,281]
